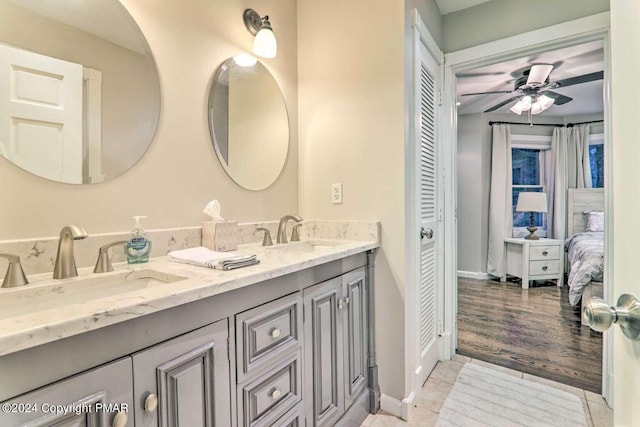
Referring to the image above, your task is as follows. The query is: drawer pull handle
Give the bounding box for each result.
[542,266,548,271]
[345,297,351,305]
[270,328,281,338]
[270,388,282,399]
[112,411,128,427]
[542,251,549,256]
[144,393,158,414]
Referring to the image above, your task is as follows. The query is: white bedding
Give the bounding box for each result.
[565,232,604,306]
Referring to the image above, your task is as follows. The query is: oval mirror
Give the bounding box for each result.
[0,0,160,184]
[208,57,289,191]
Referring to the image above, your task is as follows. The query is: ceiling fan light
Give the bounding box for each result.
[531,101,544,115]
[538,94,555,110]
[510,102,524,115]
[520,95,532,111]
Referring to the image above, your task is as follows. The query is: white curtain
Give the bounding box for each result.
[487,124,513,278]
[548,124,592,240]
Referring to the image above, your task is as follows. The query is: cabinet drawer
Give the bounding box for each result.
[274,402,304,426]
[238,350,302,427]
[529,260,560,275]
[530,245,560,261]
[236,292,302,380]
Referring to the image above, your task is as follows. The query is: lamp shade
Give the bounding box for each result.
[253,27,277,58]
[516,192,548,213]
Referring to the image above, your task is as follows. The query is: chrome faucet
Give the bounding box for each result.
[276,215,303,244]
[0,253,29,288]
[53,225,88,279]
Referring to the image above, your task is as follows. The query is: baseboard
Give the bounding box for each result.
[380,392,416,421]
[457,270,491,280]
[379,393,403,418]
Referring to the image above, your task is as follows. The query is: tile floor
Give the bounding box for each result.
[361,355,613,427]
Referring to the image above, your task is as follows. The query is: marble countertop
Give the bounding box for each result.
[0,239,377,357]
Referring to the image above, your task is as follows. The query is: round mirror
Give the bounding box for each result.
[0,0,160,184]
[209,57,289,191]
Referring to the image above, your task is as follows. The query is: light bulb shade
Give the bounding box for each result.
[516,192,548,213]
[520,95,532,111]
[253,28,277,58]
[531,101,543,115]
[510,102,524,115]
[538,94,555,110]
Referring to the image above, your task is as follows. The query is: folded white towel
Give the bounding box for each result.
[167,246,240,268]
[214,254,260,271]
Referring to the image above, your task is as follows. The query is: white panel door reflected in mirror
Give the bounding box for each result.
[209,57,289,191]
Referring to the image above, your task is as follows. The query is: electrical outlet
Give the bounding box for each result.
[331,183,343,204]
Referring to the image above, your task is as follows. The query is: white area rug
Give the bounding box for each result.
[435,363,588,427]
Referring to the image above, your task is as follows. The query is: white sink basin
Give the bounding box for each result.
[0,269,186,320]
[266,240,346,252]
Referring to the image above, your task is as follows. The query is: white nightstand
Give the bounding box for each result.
[503,238,564,289]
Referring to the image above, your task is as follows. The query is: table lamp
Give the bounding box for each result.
[516,192,548,240]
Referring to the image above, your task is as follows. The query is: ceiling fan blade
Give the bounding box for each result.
[457,71,507,78]
[484,96,523,113]
[461,90,513,96]
[542,90,573,105]
[526,64,554,85]
[554,71,603,88]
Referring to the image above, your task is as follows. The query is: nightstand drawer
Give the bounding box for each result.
[529,260,560,275]
[530,245,560,260]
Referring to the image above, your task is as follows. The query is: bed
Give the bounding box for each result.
[565,189,604,310]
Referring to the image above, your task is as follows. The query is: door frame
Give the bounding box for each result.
[442,12,613,404]
[403,9,447,420]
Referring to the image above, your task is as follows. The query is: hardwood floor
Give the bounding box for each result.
[457,277,603,393]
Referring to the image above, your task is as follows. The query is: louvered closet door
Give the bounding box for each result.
[417,41,441,387]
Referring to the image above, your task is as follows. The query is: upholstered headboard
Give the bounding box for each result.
[567,188,604,236]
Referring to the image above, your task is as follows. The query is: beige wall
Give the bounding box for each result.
[442,0,610,53]
[298,0,407,400]
[610,1,640,424]
[0,0,298,239]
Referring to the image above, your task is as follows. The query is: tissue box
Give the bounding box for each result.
[202,221,238,252]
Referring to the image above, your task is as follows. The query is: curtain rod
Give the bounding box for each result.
[488,120,604,128]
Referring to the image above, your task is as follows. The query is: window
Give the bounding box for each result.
[589,134,604,188]
[512,148,545,228]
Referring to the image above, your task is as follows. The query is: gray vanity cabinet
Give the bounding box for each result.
[342,268,368,410]
[131,319,231,427]
[303,267,368,427]
[0,358,134,427]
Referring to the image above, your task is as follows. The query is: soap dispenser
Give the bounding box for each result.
[126,216,152,264]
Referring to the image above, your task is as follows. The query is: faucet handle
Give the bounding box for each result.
[291,224,302,242]
[0,253,29,288]
[94,241,128,273]
[257,228,273,247]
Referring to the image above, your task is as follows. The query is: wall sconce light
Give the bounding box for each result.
[243,9,277,59]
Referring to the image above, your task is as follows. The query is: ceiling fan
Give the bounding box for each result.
[461,64,603,116]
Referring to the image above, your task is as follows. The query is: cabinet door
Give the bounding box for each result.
[132,319,231,427]
[303,277,344,427]
[0,358,133,427]
[342,268,368,409]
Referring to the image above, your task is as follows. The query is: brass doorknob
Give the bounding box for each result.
[583,294,640,340]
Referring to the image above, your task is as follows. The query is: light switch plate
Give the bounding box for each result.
[331,183,343,204]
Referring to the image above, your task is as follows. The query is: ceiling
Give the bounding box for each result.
[435,0,494,15]
[456,40,604,117]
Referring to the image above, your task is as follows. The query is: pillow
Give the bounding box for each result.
[583,211,604,232]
